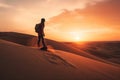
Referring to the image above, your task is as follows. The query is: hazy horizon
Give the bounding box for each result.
[1,31,120,43]
[0,0,120,42]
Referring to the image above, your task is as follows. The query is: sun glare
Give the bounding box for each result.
[69,31,84,42]
[75,36,81,41]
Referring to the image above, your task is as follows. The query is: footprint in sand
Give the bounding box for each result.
[42,51,76,69]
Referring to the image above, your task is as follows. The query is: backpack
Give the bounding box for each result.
[35,24,40,33]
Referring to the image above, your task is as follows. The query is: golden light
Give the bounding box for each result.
[75,36,81,41]
[69,31,84,42]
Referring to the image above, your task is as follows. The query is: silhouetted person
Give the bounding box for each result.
[35,18,47,50]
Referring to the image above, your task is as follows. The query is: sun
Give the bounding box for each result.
[75,36,81,41]
[69,31,83,42]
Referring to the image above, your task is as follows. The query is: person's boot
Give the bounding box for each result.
[40,46,47,51]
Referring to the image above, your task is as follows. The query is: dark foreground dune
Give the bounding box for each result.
[0,39,120,80]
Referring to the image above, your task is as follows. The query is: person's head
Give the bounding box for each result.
[41,18,45,23]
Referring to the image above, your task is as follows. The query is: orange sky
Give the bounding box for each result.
[0,0,120,42]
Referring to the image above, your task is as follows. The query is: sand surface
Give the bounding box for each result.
[0,39,120,80]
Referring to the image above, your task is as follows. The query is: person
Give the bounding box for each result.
[35,18,47,50]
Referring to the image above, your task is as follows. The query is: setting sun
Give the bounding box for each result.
[75,36,81,42]
[69,31,84,42]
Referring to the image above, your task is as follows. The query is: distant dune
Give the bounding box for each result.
[65,42,120,64]
[0,39,120,80]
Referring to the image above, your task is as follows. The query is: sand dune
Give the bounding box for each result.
[0,39,120,80]
[0,32,117,66]
[65,42,120,64]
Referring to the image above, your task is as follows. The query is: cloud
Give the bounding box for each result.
[0,0,105,28]
[0,2,11,8]
[48,0,120,31]
[1,0,43,7]
[0,0,106,20]
[77,0,120,28]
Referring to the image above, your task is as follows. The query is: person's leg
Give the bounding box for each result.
[37,35,41,47]
[41,35,47,48]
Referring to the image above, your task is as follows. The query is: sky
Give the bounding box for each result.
[0,0,120,42]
